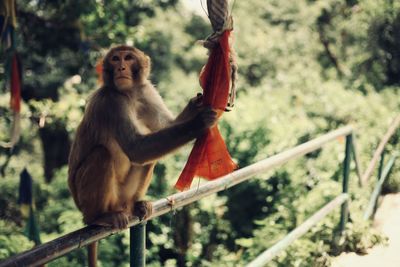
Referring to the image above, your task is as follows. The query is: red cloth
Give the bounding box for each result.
[10,53,21,113]
[175,30,237,191]
[96,59,103,85]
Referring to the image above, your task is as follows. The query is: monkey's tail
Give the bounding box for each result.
[88,242,98,267]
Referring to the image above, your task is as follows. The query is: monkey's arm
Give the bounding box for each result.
[90,90,215,165]
[141,89,202,129]
[114,108,215,165]
[174,94,204,124]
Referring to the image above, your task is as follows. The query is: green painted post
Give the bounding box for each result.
[339,135,352,234]
[372,150,385,216]
[130,223,146,267]
[377,151,385,181]
[350,133,363,186]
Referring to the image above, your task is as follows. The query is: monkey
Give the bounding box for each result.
[67,45,217,267]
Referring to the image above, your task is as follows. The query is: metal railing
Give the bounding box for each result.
[362,115,400,220]
[0,121,398,267]
[363,151,398,220]
[360,115,400,186]
[246,194,349,267]
[246,130,354,267]
[247,115,399,267]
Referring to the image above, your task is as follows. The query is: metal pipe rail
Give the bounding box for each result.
[363,152,399,220]
[0,125,354,267]
[246,193,349,267]
[359,114,400,220]
[361,115,400,186]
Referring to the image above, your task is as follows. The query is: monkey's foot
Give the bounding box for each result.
[134,201,153,220]
[92,212,130,230]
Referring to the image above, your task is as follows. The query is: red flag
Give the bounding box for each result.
[10,53,21,112]
[175,30,237,191]
[96,59,103,85]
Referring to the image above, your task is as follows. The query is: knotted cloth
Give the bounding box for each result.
[175,0,237,191]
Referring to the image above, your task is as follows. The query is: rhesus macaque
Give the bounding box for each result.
[68,45,217,267]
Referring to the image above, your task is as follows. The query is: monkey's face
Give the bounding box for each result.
[109,50,136,91]
[103,46,151,90]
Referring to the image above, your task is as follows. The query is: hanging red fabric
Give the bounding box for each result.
[175,30,237,191]
[10,53,21,113]
[95,59,103,85]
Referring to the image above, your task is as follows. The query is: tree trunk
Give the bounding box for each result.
[39,121,70,183]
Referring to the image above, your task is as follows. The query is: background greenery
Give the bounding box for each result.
[0,0,399,266]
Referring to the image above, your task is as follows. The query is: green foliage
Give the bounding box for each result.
[0,178,34,260]
[335,221,388,254]
[0,0,399,266]
[0,221,34,261]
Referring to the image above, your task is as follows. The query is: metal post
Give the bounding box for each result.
[373,150,385,216]
[372,150,385,218]
[363,152,398,220]
[339,135,352,234]
[377,151,385,181]
[350,133,363,187]
[130,222,146,267]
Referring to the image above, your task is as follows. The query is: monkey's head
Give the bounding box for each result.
[103,45,151,91]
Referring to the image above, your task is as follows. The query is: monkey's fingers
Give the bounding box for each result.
[117,213,130,229]
[201,108,218,128]
[134,201,153,220]
[190,93,204,108]
[196,93,203,101]
[195,95,204,107]
[203,107,218,118]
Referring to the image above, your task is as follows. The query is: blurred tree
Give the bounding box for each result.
[0,0,178,181]
[314,0,400,89]
[367,3,400,86]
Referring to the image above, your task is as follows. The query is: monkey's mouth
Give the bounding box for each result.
[115,76,132,80]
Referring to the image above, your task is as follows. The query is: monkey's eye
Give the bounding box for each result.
[111,55,120,62]
[124,54,134,61]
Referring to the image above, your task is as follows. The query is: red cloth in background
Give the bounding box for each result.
[10,53,21,113]
[175,30,237,191]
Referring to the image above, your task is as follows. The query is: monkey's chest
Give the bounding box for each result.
[107,116,152,185]
[131,112,151,135]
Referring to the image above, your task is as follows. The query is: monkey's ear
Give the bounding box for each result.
[102,58,113,87]
[142,55,151,79]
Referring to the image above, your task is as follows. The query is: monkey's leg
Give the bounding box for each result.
[74,146,130,229]
[131,164,155,220]
[92,211,130,229]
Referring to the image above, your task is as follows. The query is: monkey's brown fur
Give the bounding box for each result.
[68,45,216,267]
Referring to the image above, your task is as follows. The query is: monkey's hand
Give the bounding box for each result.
[191,106,218,134]
[188,93,204,111]
[175,93,204,123]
